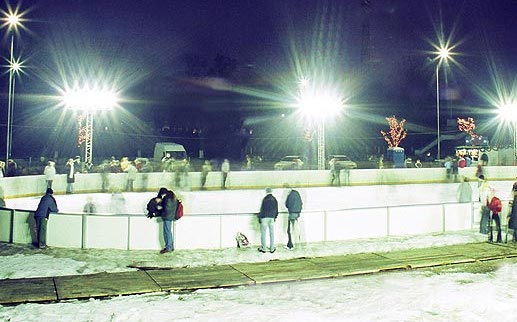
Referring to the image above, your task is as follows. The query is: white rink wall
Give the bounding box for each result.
[0,165,516,199]
[1,167,516,251]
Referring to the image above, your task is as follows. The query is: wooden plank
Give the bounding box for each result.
[232,258,338,284]
[309,253,409,275]
[54,271,161,300]
[147,265,254,291]
[377,247,476,268]
[440,242,517,261]
[0,277,57,304]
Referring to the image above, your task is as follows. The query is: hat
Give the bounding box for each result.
[46,188,53,194]
[266,187,272,194]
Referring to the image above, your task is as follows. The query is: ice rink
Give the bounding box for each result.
[2,180,516,321]
[5,180,515,215]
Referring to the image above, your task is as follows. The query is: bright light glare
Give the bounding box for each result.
[61,87,118,111]
[10,61,21,72]
[7,13,19,26]
[8,56,25,75]
[297,93,343,120]
[0,3,29,34]
[438,47,450,60]
[498,103,517,122]
[299,77,310,88]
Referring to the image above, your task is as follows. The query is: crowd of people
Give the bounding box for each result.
[8,149,517,254]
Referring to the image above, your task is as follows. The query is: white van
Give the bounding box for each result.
[153,142,187,161]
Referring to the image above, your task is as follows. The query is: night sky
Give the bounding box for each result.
[1,0,516,162]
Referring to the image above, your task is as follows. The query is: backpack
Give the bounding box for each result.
[175,200,184,220]
[489,196,502,213]
[235,232,250,248]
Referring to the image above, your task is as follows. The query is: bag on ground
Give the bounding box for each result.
[235,232,250,248]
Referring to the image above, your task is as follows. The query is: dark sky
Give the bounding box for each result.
[2,0,517,160]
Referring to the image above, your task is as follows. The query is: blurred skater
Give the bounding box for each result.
[221,159,230,189]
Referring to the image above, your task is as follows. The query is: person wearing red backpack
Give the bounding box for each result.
[488,192,502,243]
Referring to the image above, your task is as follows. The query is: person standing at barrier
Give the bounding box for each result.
[158,187,178,254]
[258,187,278,253]
[65,158,77,194]
[221,159,230,189]
[488,193,502,243]
[44,160,56,189]
[285,185,302,250]
[478,175,492,235]
[34,188,59,249]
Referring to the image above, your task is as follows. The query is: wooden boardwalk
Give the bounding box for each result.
[2,242,517,305]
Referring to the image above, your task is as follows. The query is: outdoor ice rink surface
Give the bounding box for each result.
[2,180,517,321]
[6,180,516,215]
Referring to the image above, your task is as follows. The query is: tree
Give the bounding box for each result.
[380,116,407,148]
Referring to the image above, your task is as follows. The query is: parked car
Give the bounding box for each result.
[329,155,357,169]
[274,156,304,170]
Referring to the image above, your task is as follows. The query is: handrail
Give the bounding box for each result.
[1,198,490,217]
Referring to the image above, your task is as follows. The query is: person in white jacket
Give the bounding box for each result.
[43,161,56,189]
[478,175,492,234]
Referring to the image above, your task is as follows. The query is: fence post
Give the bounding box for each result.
[386,206,390,237]
[81,213,86,249]
[9,209,14,243]
[323,210,327,241]
[442,204,446,232]
[127,215,131,250]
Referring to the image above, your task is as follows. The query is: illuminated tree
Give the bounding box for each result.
[77,113,87,147]
[380,116,407,148]
[457,117,479,138]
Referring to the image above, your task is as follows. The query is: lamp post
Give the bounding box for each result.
[4,12,22,162]
[61,87,118,165]
[297,79,342,170]
[435,47,450,161]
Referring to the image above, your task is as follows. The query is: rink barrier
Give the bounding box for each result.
[1,165,517,199]
[0,199,507,250]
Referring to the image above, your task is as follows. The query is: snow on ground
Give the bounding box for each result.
[0,231,487,279]
[1,182,516,321]
[1,231,517,321]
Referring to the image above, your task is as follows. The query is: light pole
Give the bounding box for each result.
[435,47,450,161]
[4,12,22,162]
[60,87,118,165]
[297,79,343,170]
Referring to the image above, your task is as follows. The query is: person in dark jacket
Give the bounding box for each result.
[258,187,278,253]
[285,185,303,249]
[158,187,178,254]
[34,188,59,249]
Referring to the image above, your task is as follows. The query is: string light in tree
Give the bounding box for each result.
[457,117,479,138]
[380,115,407,148]
[77,113,88,147]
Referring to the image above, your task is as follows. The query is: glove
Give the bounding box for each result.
[146,213,155,219]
